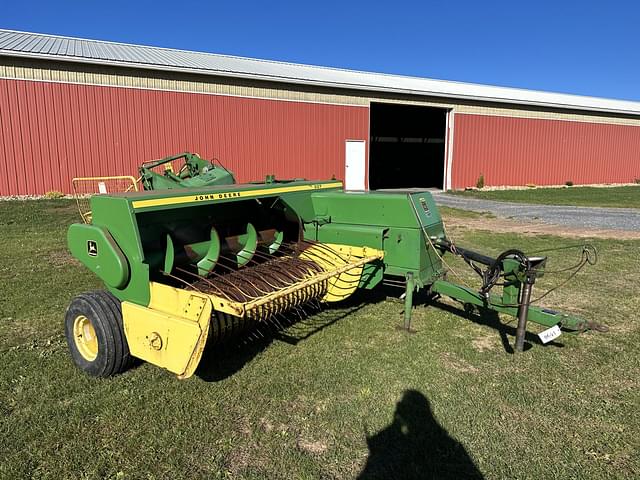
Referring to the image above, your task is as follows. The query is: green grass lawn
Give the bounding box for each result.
[449,185,640,208]
[1,200,639,479]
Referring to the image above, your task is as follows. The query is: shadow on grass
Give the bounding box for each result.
[195,287,390,382]
[195,285,564,381]
[424,295,564,353]
[359,389,483,479]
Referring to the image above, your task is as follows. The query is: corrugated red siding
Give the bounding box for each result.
[451,113,640,188]
[0,79,369,195]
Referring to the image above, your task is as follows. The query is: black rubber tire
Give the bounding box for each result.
[64,290,133,377]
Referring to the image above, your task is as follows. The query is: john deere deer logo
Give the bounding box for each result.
[87,240,98,257]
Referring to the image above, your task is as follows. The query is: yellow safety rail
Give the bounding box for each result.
[71,176,139,223]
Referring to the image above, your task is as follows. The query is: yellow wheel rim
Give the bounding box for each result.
[73,315,98,361]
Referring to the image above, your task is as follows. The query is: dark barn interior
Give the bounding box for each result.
[369,103,447,189]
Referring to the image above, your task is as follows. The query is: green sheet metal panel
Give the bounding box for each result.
[310,190,445,285]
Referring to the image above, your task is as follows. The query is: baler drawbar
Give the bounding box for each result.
[65,176,603,379]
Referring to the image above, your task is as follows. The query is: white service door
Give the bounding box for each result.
[345,140,366,190]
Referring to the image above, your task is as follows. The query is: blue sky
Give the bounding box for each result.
[3,1,640,100]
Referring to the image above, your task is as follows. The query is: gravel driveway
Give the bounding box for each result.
[431,192,640,232]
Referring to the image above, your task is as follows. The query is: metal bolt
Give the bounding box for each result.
[149,332,163,350]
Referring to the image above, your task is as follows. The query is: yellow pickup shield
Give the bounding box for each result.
[122,283,212,379]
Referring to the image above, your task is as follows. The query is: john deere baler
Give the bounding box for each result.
[65,178,598,379]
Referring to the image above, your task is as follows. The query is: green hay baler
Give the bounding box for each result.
[65,176,600,379]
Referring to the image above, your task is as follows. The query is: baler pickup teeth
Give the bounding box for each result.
[191,243,384,330]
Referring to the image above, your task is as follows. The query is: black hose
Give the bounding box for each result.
[480,249,530,297]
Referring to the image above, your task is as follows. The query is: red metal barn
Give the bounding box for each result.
[1,29,639,195]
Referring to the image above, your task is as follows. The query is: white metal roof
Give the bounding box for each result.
[1,28,640,116]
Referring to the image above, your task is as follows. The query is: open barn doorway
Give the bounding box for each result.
[369,103,448,190]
